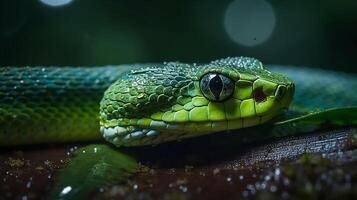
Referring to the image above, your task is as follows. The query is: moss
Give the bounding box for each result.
[5,157,26,168]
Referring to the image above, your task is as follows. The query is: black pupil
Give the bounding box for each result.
[209,75,223,100]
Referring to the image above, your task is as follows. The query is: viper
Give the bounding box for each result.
[1,57,356,147]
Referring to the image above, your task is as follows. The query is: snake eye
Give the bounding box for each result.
[200,73,235,101]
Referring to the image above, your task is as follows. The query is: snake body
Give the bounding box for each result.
[0,57,356,147]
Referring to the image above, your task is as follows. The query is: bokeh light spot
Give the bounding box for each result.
[39,0,73,7]
[224,0,276,46]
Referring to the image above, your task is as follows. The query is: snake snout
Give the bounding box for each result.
[276,82,295,110]
[275,83,295,100]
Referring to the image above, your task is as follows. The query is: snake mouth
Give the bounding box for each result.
[100,115,273,147]
[100,125,159,146]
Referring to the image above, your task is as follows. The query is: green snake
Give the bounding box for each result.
[1,57,356,147]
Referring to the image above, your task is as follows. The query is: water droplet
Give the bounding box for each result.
[270,185,277,192]
[283,178,290,186]
[247,184,256,194]
[179,185,188,192]
[274,168,281,176]
[261,182,267,190]
[60,186,72,196]
[213,168,220,175]
[26,181,31,188]
[264,175,271,181]
[255,182,261,190]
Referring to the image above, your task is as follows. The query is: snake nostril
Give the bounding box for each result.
[253,87,267,103]
[275,85,286,99]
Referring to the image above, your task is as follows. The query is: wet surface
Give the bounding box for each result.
[1,127,357,200]
[110,153,357,200]
[0,146,72,199]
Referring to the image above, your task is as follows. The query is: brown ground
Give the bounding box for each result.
[1,127,356,200]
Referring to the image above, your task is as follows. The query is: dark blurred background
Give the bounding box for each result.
[0,0,356,72]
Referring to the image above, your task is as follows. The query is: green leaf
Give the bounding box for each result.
[50,144,138,200]
[272,107,357,137]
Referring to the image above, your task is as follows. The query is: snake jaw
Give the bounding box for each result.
[100,125,160,146]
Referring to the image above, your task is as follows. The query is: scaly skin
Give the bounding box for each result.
[0,57,301,147]
[0,66,132,146]
[99,57,294,146]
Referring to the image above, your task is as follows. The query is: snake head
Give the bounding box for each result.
[99,57,294,146]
